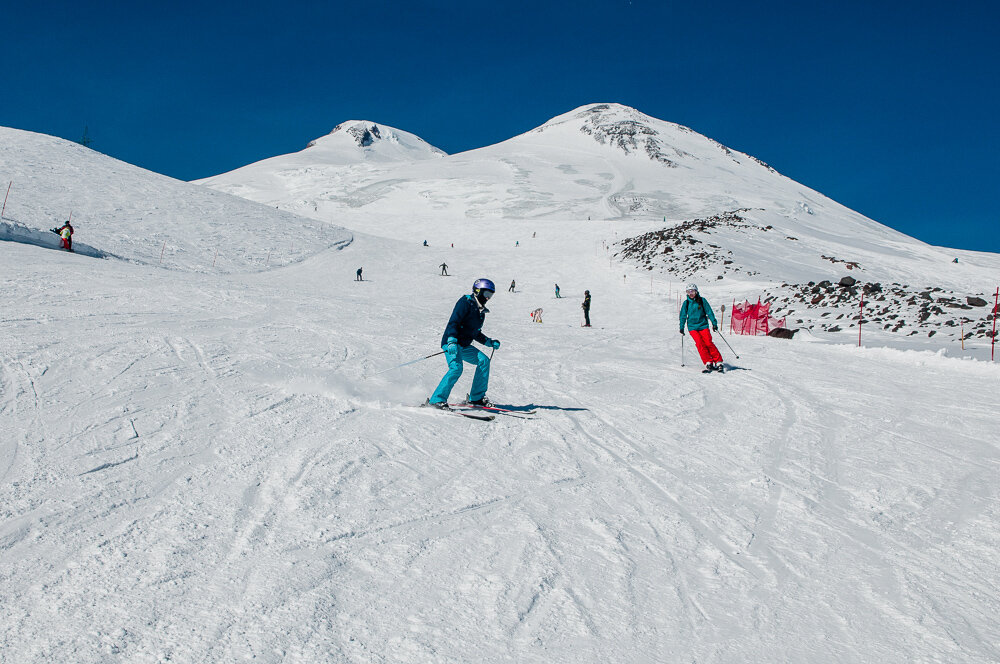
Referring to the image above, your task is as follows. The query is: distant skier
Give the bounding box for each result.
[679,283,724,372]
[582,290,591,327]
[440,262,449,276]
[515,240,519,247]
[55,220,74,252]
[509,280,515,292]
[356,267,363,281]
[555,284,561,298]
[427,279,501,409]
[423,240,428,247]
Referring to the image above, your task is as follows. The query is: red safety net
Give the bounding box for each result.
[730,299,786,336]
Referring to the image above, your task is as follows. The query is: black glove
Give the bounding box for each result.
[712,325,718,332]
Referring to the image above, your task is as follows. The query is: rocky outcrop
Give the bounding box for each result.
[578,105,677,166]
[767,328,798,339]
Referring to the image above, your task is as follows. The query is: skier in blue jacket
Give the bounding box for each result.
[428,278,501,409]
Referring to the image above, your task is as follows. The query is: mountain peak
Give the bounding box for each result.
[533,103,686,166]
[321,121,387,148]
[300,120,447,162]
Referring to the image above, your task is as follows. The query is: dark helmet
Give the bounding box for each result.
[472,278,496,304]
[585,290,590,294]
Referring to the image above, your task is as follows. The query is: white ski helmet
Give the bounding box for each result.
[685,283,699,293]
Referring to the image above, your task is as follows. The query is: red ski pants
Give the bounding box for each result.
[689,328,723,364]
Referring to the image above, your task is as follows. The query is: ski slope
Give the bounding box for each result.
[4,115,1000,662]
[3,208,1000,662]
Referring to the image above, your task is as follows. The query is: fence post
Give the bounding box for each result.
[266,250,272,266]
[858,288,865,347]
[213,248,218,267]
[992,287,999,361]
[159,240,166,265]
[1,181,10,218]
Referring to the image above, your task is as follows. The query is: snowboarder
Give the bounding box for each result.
[582,290,591,327]
[356,267,363,281]
[679,283,724,372]
[509,280,515,292]
[440,263,449,276]
[56,221,74,252]
[555,284,561,298]
[428,279,501,409]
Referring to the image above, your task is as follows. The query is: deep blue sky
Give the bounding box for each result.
[2,0,997,251]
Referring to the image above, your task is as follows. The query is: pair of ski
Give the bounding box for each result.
[702,364,726,374]
[420,400,536,422]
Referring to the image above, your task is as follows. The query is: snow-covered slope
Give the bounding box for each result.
[3,119,1000,663]
[0,127,352,272]
[199,103,1000,344]
[196,120,445,209]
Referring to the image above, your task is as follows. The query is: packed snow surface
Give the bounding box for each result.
[3,113,1000,662]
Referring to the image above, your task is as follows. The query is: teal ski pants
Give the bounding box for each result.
[430,344,490,404]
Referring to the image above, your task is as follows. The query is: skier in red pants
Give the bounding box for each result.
[679,283,724,372]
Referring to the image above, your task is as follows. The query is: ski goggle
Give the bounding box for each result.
[477,289,494,300]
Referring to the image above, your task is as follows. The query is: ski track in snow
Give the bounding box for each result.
[2,212,1000,663]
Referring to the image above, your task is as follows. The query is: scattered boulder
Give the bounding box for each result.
[768,328,797,339]
[967,296,988,307]
[839,276,857,287]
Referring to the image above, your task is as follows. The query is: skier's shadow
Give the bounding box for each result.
[721,365,751,372]
[510,403,589,412]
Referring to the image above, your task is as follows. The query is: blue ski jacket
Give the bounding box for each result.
[679,295,718,332]
[441,294,489,347]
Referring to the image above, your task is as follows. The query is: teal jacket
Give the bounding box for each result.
[679,295,718,332]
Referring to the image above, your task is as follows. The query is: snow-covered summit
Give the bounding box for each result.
[305,120,446,162]
[195,120,445,206]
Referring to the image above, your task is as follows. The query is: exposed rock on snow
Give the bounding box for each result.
[578,105,678,166]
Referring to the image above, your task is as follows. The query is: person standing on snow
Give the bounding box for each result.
[356,267,363,281]
[582,290,591,327]
[554,284,561,298]
[57,220,74,252]
[440,262,449,276]
[508,280,515,292]
[427,278,501,409]
[679,283,724,372]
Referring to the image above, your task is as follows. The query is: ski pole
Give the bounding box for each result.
[717,331,740,359]
[681,333,685,367]
[365,350,444,378]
